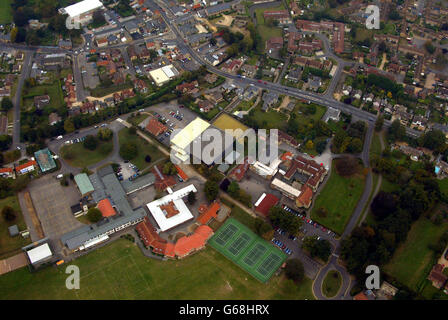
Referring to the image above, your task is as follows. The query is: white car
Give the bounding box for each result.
[56,135,63,140]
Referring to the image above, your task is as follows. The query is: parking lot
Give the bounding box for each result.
[28,175,84,255]
[239,171,283,206]
[116,162,140,181]
[147,101,199,145]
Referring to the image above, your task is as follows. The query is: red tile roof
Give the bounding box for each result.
[146,117,167,136]
[15,160,37,173]
[175,165,189,181]
[228,157,250,181]
[197,201,220,225]
[353,292,368,300]
[255,194,279,217]
[296,185,313,208]
[0,167,13,173]
[174,225,213,257]
[97,199,116,217]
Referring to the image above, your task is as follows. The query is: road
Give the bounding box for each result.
[312,122,375,300]
[12,50,32,150]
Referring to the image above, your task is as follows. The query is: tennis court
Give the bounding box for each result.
[209,218,287,282]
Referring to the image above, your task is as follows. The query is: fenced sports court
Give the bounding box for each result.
[209,218,287,282]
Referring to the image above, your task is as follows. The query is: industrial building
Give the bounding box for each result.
[149,65,179,86]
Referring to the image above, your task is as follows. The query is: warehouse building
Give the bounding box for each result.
[149,65,179,86]
[60,0,104,26]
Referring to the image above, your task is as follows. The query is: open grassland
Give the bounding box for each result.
[0,0,12,24]
[60,140,113,168]
[384,216,448,293]
[0,196,31,259]
[0,239,314,299]
[311,161,366,235]
[118,128,166,170]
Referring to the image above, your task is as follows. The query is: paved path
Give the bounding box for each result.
[0,253,28,275]
[312,122,375,300]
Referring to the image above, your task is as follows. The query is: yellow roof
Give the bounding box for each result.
[171,117,210,150]
[149,68,170,86]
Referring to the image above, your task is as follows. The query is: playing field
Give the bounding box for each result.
[209,218,287,283]
[213,114,249,134]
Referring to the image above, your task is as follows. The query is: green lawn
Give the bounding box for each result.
[438,178,448,199]
[127,113,149,126]
[322,270,342,298]
[0,196,31,259]
[0,0,12,24]
[22,80,65,111]
[370,132,382,159]
[254,5,284,50]
[311,160,366,235]
[247,105,288,130]
[384,217,448,293]
[60,140,113,168]
[118,128,166,170]
[0,239,315,299]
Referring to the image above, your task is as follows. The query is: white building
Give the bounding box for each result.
[60,0,104,26]
[251,158,282,178]
[270,178,301,199]
[146,184,197,232]
[26,243,53,265]
[149,65,179,86]
[170,117,211,162]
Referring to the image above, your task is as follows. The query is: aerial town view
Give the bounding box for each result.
[0,0,448,308]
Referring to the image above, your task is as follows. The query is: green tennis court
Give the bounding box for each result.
[209,218,287,282]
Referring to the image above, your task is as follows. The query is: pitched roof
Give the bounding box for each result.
[255,194,279,217]
[197,201,220,225]
[15,160,37,172]
[174,225,213,257]
[97,199,116,217]
[296,185,313,208]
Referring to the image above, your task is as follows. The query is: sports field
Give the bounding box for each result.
[213,114,249,135]
[209,218,287,283]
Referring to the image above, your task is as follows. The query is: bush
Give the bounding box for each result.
[2,206,16,222]
[284,258,305,283]
[145,155,152,163]
[83,135,98,151]
[119,142,138,160]
[87,207,102,223]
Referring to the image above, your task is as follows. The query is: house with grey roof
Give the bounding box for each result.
[262,91,279,111]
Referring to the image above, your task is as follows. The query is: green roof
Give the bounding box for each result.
[74,173,94,196]
[34,148,56,172]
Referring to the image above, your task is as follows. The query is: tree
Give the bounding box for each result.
[129,126,137,135]
[64,118,75,133]
[388,120,406,142]
[187,191,196,205]
[92,10,106,26]
[1,97,13,112]
[375,115,384,132]
[254,218,273,239]
[97,128,113,141]
[0,135,12,151]
[302,236,332,262]
[227,181,240,197]
[371,191,397,220]
[204,180,219,202]
[269,206,302,235]
[2,206,16,222]
[119,142,138,160]
[145,155,152,163]
[87,207,102,223]
[305,140,314,150]
[210,37,217,46]
[335,156,359,176]
[347,138,363,153]
[419,130,446,153]
[83,135,98,150]
[284,258,305,283]
[162,162,177,175]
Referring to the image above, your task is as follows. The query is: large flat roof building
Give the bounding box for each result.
[149,65,179,86]
[170,117,211,162]
[61,0,103,18]
[146,184,197,232]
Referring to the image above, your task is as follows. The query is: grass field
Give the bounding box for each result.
[0,196,31,259]
[322,270,342,298]
[295,104,327,127]
[0,239,314,299]
[254,5,284,50]
[60,140,113,168]
[209,218,287,283]
[438,178,448,199]
[118,128,166,170]
[311,160,366,235]
[0,0,12,24]
[22,80,65,111]
[247,105,288,130]
[384,216,448,293]
[127,113,150,127]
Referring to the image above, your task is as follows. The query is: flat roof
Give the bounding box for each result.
[74,173,94,195]
[149,68,170,86]
[171,117,210,150]
[63,0,103,18]
[146,184,197,232]
[27,243,52,264]
[271,178,301,198]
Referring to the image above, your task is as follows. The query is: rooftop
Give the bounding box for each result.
[62,0,103,18]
